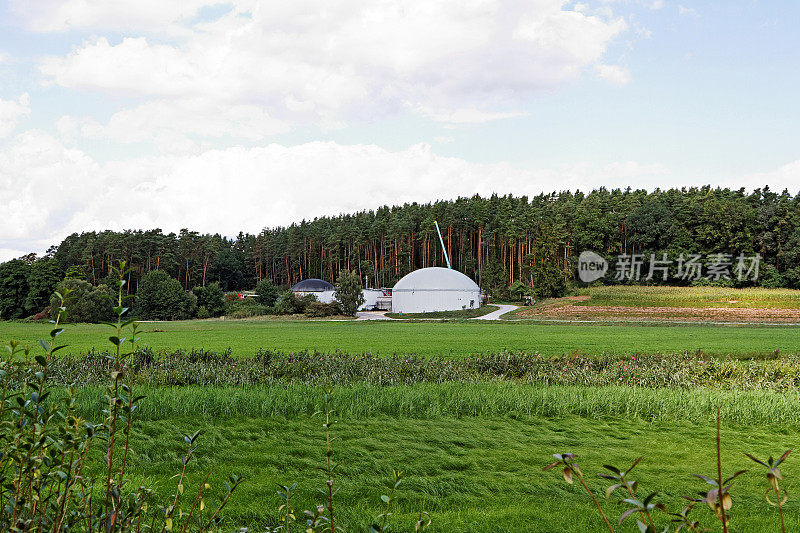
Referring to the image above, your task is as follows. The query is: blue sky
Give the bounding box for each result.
[0,1,798,260]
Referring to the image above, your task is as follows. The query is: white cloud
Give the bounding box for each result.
[75,99,290,148]
[1,133,674,257]
[678,5,698,17]
[732,160,800,193]
[5,132,798,260]
[649,0,664,9]
[0,93,31,138]
[39,0,629,139]
[595,64,631,84]
[9,0,217,32]
[414,106,526,124]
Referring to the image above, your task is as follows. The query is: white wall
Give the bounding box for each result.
[392,289,480,314]
[294,290,337,304]
[359,289,384,310]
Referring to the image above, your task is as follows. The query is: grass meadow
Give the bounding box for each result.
[5,285,800,530]
[65,384,800,532]
[3,319,800,357]
[575,285,800,308]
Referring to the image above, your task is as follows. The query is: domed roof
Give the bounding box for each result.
[393,267,480,292]
[291,278,334,291]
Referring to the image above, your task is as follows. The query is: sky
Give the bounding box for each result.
[0,0,799,261]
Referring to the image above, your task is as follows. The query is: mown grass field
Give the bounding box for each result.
[69,384,800,532]
[3,319,800,357]
[575,285,800,308]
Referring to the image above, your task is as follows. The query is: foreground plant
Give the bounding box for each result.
[745,450,791,533]
[690,409,746,533]
[371,470,402,533]
[600,457,667,532]
[544,453,615,532]
[0,262,242,531]
[320,388,339,532]
[270,391,430,532]
[546,407,793,533]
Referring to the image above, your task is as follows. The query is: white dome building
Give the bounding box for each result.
[392,267,481,314]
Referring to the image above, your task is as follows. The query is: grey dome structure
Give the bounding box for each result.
[291,278,336,303]
[291,279,334,292]
[392,267,481,314]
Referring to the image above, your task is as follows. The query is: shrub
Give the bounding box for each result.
[274,290,310,315]
[2,264,241,531]
[193,281,226,316]
[225,298,269,318]
[49,278,115,323]
[255,278,281,307]
[134,270,195,320]
[305,301,342,317]
[334,269,364,316]
[508,280,534,302]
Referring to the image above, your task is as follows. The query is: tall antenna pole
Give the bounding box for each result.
[434,221,451,269]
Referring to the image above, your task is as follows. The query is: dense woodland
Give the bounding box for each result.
[2,186,800,318]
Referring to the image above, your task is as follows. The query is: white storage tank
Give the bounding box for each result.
[392,267,481,314]
[291,279,336,304]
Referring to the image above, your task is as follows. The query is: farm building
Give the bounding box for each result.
[291,278,336,304]
[359,288,387,311]
[392,267,481,314]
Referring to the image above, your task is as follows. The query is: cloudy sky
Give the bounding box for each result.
[1,0,798,260]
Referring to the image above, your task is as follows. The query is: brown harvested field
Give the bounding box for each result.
[513,287,800,323]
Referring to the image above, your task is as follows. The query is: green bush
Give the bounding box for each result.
[134,270,195,320]
[508,280,534,302]
[193,282,226,316]
[274,290,315,315]
[2,266,241,531]
[305,301,342,317]
[334,269,364,316]
[225,297,269,318]
[48,278,115,323]
[255,278,281,307]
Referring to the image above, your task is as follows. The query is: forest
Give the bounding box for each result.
[2,185,800,318]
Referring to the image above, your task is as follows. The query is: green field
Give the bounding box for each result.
[67,384,799,532]
[3,319,800,357]
[6,285,800,530]
[575,285,800,308]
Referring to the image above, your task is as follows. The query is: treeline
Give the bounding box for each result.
[2,186,800,318]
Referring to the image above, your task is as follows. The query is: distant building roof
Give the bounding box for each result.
[291,278,335,292]
[393,267,479,292]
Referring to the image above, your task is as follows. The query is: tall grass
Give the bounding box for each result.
[57,383,800,427]
[23,349,800,392]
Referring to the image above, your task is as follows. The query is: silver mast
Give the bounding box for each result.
[434,220,451,269]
